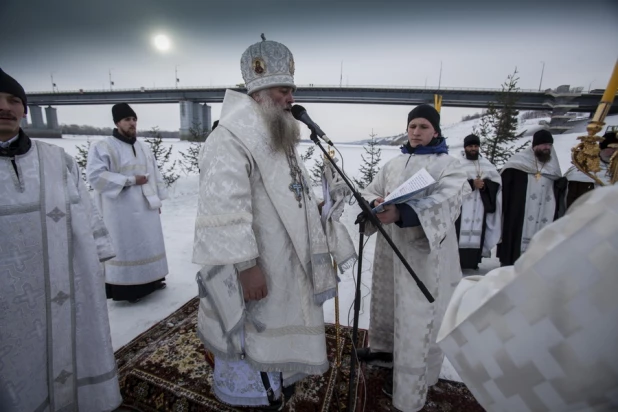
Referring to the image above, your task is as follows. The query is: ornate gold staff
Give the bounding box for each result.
[571,58,618,185]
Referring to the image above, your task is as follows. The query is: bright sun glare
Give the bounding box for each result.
[153,34,171,52]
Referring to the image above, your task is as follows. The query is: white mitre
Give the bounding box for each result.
[240,34,296,94]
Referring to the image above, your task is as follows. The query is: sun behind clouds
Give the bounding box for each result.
[153,34,171,52]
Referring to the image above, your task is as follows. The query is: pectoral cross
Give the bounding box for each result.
[535,172,541,181]
[289,182,303,205]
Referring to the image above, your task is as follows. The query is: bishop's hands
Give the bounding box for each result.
[239,265,268,301]
[374,196,400,225]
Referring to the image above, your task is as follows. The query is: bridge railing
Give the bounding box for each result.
[27,84,549,95]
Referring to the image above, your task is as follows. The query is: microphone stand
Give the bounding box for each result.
[307,130,434,412]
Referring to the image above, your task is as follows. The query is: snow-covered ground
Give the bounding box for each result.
[30,115,617,382]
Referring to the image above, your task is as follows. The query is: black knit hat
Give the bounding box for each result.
[0,68,28,114]
[600,131,617,150]
[112,103,137,124]
[532,129,553,147]
[464,134,481,147]
[407,104,441,134]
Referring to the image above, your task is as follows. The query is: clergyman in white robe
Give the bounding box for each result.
[0,131,122,412]
[456,148,502,270]
[361,139,469,412]
[438,184,618,412]
[87,128,169,302]
[193,89,342,407]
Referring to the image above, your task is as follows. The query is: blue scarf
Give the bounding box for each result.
[400,137,449,155]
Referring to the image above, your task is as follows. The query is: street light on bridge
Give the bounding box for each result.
[109,69,115,91]
[50,72,57,93]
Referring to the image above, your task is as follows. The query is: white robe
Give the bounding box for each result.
[362,152,469,412]
[87,136,168,285]
[438,185,618,412]
[457,152,502,256]
[193,90,338,406]
[0,141,121,412]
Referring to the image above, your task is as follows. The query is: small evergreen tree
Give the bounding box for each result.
[476,68,529,167]
[299,146,325,185]
[188,122,209,142]
[145,126,180,187]
[300,145,315,162]
[179,142,202,175]
[74,138,92,189]
[178,122,210,174]
[353,130,382,189]
[310,158,325,186]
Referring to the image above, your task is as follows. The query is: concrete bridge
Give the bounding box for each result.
[25,84,614,139]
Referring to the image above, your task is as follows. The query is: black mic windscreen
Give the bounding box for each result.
[291,105,307,121]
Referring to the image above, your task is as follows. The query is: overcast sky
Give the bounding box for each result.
[2,0,617,141]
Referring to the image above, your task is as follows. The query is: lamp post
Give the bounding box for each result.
[109,69,115,91]
[538,61,545,91]
[50,72,57,92]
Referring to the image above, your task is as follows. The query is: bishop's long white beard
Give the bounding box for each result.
[255,91,301,153]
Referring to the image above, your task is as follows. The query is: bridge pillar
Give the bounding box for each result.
[543,85,582,134]
[179,100,194,140]
[29,105,45,129]
[45,106,59,129]
[193,102,204,130]
[202,104,212,132]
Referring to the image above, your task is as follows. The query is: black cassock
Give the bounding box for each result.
[566,180,595,210]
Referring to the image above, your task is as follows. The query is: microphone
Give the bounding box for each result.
[291,105,334,146]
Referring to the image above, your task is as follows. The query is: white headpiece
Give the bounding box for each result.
[240,34,296,94]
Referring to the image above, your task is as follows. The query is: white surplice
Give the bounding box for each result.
[457,152,502,256]
[362,152,469,412]
[0,140,121,412]
[438,184,618,412]
[87,136,168,286]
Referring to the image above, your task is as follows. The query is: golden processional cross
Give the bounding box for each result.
[571,59,618,185]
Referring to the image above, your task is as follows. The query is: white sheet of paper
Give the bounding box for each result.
[384,168,435,202]
[372,168,437,214]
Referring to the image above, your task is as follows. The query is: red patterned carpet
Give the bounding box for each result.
[114,297,483,411]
